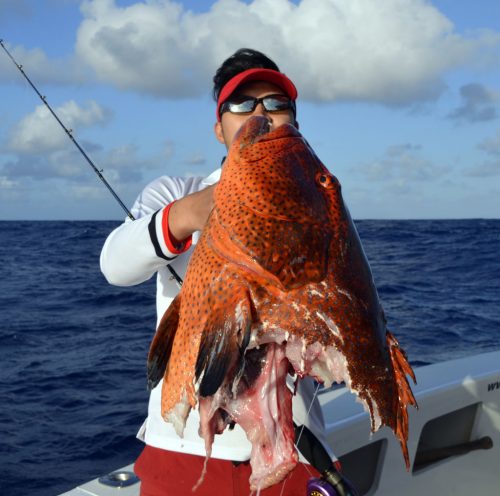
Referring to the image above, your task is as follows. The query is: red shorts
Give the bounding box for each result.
[134,445,320,496]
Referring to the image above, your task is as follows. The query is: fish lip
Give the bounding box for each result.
[240,116,301,145]
[234,115,271,144]
[252,115,272,136]
[256,122,300,143]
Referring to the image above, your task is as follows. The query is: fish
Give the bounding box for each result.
[147,115,417,491]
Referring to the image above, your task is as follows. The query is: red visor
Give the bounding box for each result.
[216,68,298,121]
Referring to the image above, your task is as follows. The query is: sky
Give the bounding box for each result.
[1,0,499,220]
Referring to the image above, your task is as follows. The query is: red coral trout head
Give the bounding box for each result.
[217,115,333,226]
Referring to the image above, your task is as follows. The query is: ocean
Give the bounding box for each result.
[0,219,499,495]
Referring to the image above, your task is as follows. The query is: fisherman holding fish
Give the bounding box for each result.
[101,49,357,496]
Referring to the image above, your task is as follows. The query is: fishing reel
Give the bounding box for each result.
[306,466,358,496]
[294,423,359,496]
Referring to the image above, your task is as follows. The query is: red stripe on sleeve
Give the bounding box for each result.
[162,201,193,255]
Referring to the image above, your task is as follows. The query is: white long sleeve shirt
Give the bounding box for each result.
[100,168,335,462]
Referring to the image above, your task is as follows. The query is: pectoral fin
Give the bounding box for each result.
[195,291,252,397]
[147,294,181,390]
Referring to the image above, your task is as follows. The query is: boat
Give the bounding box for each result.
[60,350,500,495]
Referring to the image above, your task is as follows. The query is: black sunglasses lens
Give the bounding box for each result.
[221,95,293,115]
[262,96,291,111]
[229,100,256,113]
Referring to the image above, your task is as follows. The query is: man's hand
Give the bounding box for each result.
[168,184,216,241]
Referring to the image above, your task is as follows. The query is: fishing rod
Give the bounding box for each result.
[1,38,183,287]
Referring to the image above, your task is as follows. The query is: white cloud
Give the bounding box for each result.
[7,100,111,154]
[448,83,499,123]
[465,160,500,177]
[99,143,164,182]
[73,0,498,104]
[76,0,204,96]
[465,129,500,176]
[69,182,113,201]
[0,41,87,86]
[0,141,164,184]
[356,143,450,187]
[1,149,91,181]
[0,175,17,189]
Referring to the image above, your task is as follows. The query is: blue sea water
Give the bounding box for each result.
[0,219,499,496]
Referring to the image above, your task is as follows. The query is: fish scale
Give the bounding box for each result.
[147,115,417,491]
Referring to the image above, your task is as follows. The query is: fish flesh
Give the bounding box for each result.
[148,116,417,491]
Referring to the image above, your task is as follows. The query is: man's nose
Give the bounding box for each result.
[252,102,267,116]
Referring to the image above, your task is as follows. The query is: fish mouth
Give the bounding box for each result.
[234,115,271,147]
[256,121,301,143]
[235,115,301,148]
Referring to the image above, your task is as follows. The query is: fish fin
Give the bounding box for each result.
[195,293,252,397]
[387,330,418,470]
[147,294,181,391]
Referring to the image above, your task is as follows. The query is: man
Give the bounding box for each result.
[100,48,336,496]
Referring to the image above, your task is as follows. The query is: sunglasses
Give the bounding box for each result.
[219,94,295,117]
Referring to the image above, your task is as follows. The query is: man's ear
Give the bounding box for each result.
[214,121,225,144]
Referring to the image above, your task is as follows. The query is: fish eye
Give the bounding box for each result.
[316,172,337,189]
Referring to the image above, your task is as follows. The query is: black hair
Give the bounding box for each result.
[212,48,280,102]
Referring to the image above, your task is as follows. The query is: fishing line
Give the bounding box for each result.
[295,381,322,455]
[279,380,322,496]
[1,39,183,287]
